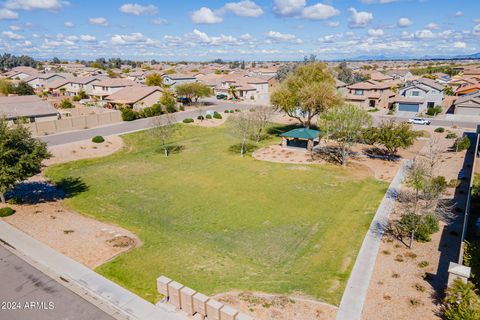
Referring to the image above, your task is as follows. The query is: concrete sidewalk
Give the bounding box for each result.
[336,160,411,320]
[0,220,185,320]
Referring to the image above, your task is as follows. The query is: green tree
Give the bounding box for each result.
[319,104,372,166]
[77,89,87,100]
[145,73,164,87]
[227,85,238,99]
[270,62,340,128]
[175,82,212,104]
[444,86,455,96]
[444,279,480,320]
[0,119,50,203]
[373,120,417,156]
[335,62,354,84]
[14,82,35,95]
[160,90,177,113]
[0,79,14,95]
[59,98,74,109]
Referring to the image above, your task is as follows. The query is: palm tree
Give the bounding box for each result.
[227,85,238,100]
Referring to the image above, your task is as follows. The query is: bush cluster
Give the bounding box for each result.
[197,115,204,120]
[434,127,445,133]
[426,106,442,116]
[453,136,471,151]
[59,98,74,109]
[183,118,194,123]
[213,111,222,119]
[92,136,104,143]
[443,279,480,320]
[205,114,212,119]
[121,103,177,121]
[0,207,15,217]
[446,132,458,139]
[399,213,439,242]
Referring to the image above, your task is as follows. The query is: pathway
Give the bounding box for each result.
[336,160,411,320]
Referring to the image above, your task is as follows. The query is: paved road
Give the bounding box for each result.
[0,244,115,320]
[40,102,253,146]
[40,99,479,147]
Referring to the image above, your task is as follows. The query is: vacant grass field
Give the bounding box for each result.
[45,124,387,305]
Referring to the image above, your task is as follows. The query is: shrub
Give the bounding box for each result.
[121,107,137,121]
[141,103,164,118]
[464,240,480,288]
[0,207,15,217]
[224,110,229,114]
[213,112,222,119]
[454,136,471,151]
[72,95,81,102]
[418,261,429,268]
[443,279,480,320]
[92,136,104,143]
[205,114,212,119]
[179,105,185,111]
[399,213,439,242]
[59,98,74,109]
[446,132,458,139]
[426,106,442,116]
[197,115,204,120]
[165,104,177,113]
[182,118,194,123]
[235,109,241,112]
[435,127,445,133]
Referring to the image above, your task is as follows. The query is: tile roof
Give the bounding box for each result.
[0,95,58,119]
[106,86,162,104]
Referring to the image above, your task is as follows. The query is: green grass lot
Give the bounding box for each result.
[45,124,387,305]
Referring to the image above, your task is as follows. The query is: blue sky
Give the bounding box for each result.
[0,0,479,61]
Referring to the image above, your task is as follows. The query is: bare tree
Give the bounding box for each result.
[150,114,177,157]
[250,106,274,143]
[227,111,255,157]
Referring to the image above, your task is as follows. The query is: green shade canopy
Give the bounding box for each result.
[280,128,321,140]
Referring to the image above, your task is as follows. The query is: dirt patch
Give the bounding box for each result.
[213,292,337,320]
[362,126,468,320]
[3,201,140,269]
[44,135,124,166]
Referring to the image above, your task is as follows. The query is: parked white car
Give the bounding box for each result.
[408,118,431,125]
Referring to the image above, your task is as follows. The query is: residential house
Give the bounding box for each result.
[126,71,146,83]
[393,78,445,113]
[0,95,59,123]
[161,73,197,87]
[463,68,480,78]
[385,70,415,83]
[248,67,278,78]
[370,71,394,83]
[345,80,394,109]
[453,92,480,116]
[64,76,103,96]
[196,73,225,89]
[106,86,163,110]
[215,75,270,102]
[90,78,137,101]
[3,66,39,80]
[23,73,71,89]
[455,84,480,96]
[335,79,347,94]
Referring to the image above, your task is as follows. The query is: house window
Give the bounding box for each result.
[354,89,364,95]
[412,91,420,97]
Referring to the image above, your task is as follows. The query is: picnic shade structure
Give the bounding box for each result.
[280,128,321,151]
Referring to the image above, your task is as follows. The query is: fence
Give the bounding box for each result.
[26,109,122,136]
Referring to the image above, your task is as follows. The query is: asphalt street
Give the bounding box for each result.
[0,244,115,320]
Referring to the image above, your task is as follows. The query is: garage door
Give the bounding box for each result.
[398,103,420,112]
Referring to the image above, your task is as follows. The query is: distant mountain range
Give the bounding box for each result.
[337,52,480,62]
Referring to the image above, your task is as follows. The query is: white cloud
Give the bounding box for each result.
[222,0,263,17]
[273,0,305,17]
[326,21,340,27]
[267,30,302,43]
[272,0,339,20]
[239,33,254,41]
[89,17,108,26]
[302,3,339,20]
[64,21,74,27]
[473,24,480,36]
[348,8,373,28]
[368,28,384,37]
[111,32,146,45]
[415,29,434,39]
[0,8,18,19]
[2,31,24,40]
[80,34,96,42]
[454,11,464,17]
[425,23,439,30]
[400,31,414,39]
[398,17,412,27]
[191,7,223,24]
[152,18,168,25]
[453,41,466,49]
[119,3,158,16]
[9,24,22,30]
[5,0,68,10]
